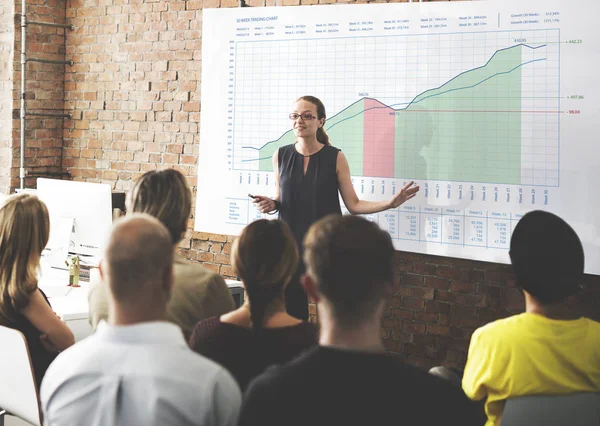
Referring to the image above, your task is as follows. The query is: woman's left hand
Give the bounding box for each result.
[389,181,420,208]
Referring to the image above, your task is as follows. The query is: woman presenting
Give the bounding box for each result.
[253,95,420,320]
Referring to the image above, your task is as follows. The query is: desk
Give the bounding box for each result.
[38,265,245,342]
[38,264,95,341]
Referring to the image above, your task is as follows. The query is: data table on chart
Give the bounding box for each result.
[197,0,600,274]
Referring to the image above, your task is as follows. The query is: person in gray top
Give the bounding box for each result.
[88,169,235,340]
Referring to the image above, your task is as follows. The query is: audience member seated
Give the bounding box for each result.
[89,169,235,340]
[41,214,241,426]
[189,219,318,390]
[462,210,600,426]
[239,215,480,426]
[0,194,74,387]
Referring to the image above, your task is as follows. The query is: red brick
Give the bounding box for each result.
[382,318,400,329]
[438,313,450,326]
[402,298,425,311]
[437,291,486,307]
[392,330,411,343]
[196,252,214,263]
[486,270,511,284]
[412,334,437,347]
[401,252,427,262]
[425,300,451,314]
[209,243,224,254]
[400,273,423,287]
[414,312,438,323]
[192,232,210,240]
[391,309,414,320]
[202,263,220,273]
[437,266,462,280]
[425,276,450,290]
[210,234,228,243]
[403,321,426,334]
[411,287,434,300]
[219,264,235,278]
[426,325,451,336]
[466,269,486,283]
[192,240,210,251]
[505,287,525,311]
[414,262,437,276]
[214,253,230,264]
[450,280,475,293]
[478,283,504,298]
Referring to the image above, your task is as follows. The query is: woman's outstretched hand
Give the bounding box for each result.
[389,181,420,209]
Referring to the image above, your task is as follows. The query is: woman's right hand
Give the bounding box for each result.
[252,195,277,213]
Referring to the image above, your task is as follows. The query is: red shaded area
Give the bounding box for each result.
[363,98,395,178]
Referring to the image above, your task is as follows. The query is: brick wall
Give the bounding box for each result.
[0,1,14,195]
[16,0,68,189]
[1,0,68,192]
[4,0,597,370]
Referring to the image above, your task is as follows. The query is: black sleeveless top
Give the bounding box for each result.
[2,289,57,388]
[278,143,343,249]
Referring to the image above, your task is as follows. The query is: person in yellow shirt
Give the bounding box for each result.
[462,210,600,426]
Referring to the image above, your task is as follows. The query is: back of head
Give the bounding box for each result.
[104,214,174,311]
[127,169,192,245]
[303,215,394,326]
[510,210,584,304]
[232,219,298,329]
[0,194,50,322]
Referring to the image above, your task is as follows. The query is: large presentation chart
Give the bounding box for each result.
[197,0,600,274]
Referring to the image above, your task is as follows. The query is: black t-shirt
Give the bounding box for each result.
[240,346,482,426]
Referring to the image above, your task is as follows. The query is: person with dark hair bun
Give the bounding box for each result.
[463,210,600,426]
[189,219,317,390]
[251,96,420,320]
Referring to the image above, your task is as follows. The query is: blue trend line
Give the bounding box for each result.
[241,42,547,154]
[326,57,546,133]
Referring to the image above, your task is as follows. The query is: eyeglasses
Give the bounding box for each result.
[289,113,318,121]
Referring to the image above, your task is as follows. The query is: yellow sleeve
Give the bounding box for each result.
[462,327,492,401]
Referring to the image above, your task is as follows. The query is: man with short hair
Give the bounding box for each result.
[41,214,241,426]
[462,210,600,426]
[239,215,479,426]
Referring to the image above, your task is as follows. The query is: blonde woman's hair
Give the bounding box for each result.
[232,219,299,329]
[127,169,192,245]
[0,194,50,323]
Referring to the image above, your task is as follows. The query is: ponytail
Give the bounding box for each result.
[232,220,299,330]
[316,127,330,146]
[245,283,281,331]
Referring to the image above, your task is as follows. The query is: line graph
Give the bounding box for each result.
[232,29,560,186]
[197,0,600,274]
[242,42,547,153]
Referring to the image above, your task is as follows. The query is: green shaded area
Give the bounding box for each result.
[257,45,524,185]
[396,45,523,184]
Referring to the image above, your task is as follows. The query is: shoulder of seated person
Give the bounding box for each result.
[174,258,221,280]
